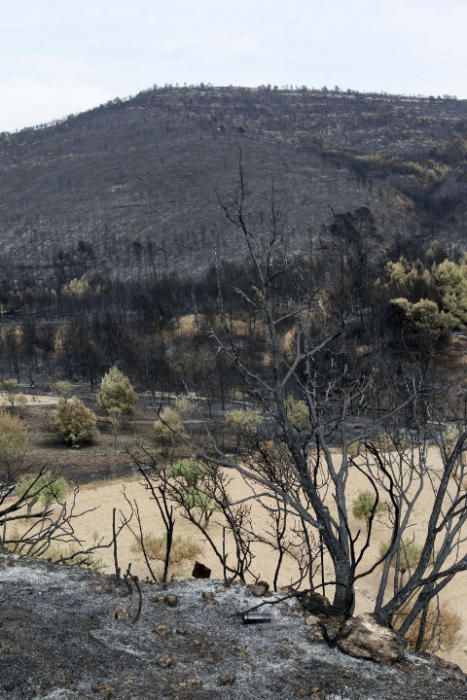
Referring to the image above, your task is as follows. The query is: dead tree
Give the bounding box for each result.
[174,167,467,628]
[0,467,132,568]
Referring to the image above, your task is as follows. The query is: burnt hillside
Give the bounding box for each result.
[0,86,466,282]
[1,555,465,699]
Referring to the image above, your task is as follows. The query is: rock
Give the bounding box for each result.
[336,613,405,663]
[305,624,324,643]
[178,675,203,689]
[154,654,176,668]
[93,682,116,697]
[215,585,227,593]
[110,606,129,620]
[305,614,320,626]
[300,591,331,614]
[122,675,139,687]
[192,561,211,579]
[218,672,236,686]
[202,591,215,603]
[154,623,172,635]
[164,594,179,608]
[248,580,269,597]
[429,655,466,682]
[151,594,164,603]
[233,646,248,660]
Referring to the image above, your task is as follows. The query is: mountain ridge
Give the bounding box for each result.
[0,86,465,283]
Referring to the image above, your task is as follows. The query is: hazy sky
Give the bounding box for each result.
[1,0,466,131]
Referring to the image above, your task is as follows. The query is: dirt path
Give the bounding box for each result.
[0,392,59,408]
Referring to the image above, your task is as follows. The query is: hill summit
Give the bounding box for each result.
[0,86,466,282]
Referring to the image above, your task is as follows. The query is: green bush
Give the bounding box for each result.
[16,471,71,509]
[285,396,309,430]
[153,398,192,448]
[380,539,422,574]
[97,366,136,414]
[49,397,97,446]
[167,459,211,485]
[225,408,261,446]
[167,459,218,527]
[352,490,386,522]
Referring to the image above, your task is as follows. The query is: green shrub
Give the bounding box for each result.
[16,471,71,509]
[352,490,386,522]
[167,459,218,527]
[97,366,136,415]
[154,406,187,447]
[225,408,261,446]
[54,380,73,401]
[285,396,309,430]
[49,397,97,446]
[167,459,211,486]
[380,539,422,574]
[153,399,192,448]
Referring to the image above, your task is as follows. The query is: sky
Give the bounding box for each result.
[0,0,466,132]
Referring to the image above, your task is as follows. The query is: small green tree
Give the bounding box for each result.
[153,398,192,450]
[54,380,73,402]
[97,367,136,444]
[97,366,136,415]
[225,408,261,447]
[167,459,218,527]
[285,395,309,430]
[16,472,71,515]
[0,411,28,480]
[49,397,97,447]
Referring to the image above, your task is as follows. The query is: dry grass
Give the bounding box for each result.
[395,601,462,653]
[131,533,202,564]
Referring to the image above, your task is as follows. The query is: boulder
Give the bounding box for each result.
[336,613,405,663]
[248,580,269,597]
[192,561,211,579]
[300,591,331,614]
[218,672,236,686]
[164,594,179,608]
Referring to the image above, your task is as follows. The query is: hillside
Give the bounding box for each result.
[0,86,466,282]
[1,555,465,699]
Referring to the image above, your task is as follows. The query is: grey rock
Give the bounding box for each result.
[164,593,179,608]
[337,613,405,663]
[248,580,269,597]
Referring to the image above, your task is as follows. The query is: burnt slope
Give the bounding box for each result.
[0,87,465,282]
[0,555,465,699]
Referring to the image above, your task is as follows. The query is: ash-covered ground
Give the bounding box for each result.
[0,555,465,699]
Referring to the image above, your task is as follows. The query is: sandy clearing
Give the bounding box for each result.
[0,392,59,408]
